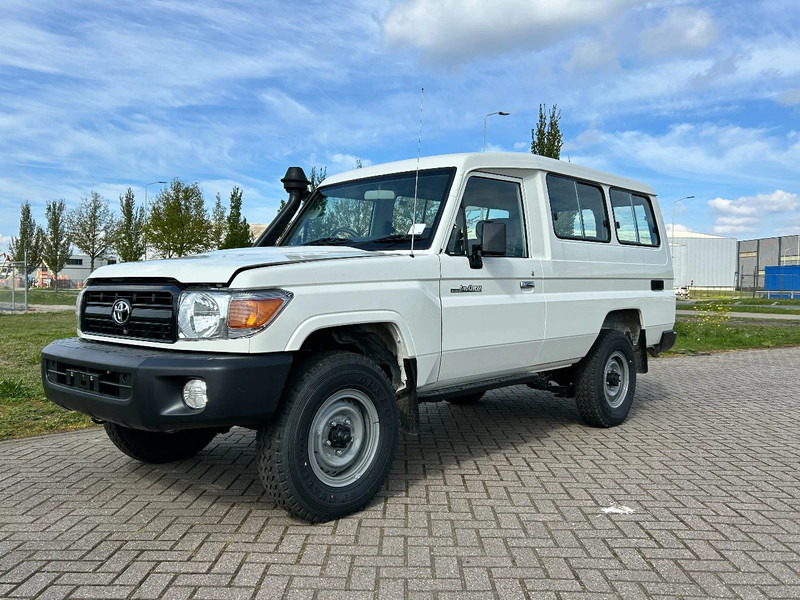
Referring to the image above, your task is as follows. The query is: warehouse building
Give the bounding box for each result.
[668,231,738,290]
[737,234,800,290]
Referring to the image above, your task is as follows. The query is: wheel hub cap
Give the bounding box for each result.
[308,389,380,488]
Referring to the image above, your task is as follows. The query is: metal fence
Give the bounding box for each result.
[0,260,28,311]
[680,285,800,301]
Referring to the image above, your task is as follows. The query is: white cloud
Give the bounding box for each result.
[382,0,636,63]
[692,52,747,89]
[571,123,800,190]
[777,89,800,106]
[709,191,800,235]
[667,223,693,234]
[566,37,621,73]
[710,191,800,216]
[638,6,717,58]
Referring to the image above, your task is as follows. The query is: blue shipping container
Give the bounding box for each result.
[764,265,800,298]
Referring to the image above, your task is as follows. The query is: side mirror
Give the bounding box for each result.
[469,221,506,269]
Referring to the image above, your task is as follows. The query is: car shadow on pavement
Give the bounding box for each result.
[109,379,668,522]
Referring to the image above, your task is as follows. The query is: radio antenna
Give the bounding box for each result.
[410,87,424,258]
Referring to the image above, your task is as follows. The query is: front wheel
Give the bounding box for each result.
[574,330,636,428]
[103,423,217,463]
[257,351,399,522]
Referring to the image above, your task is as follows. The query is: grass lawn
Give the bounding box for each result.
[0,311,94,440]
[1,309,799,440]
[684,298,800,315]
[668,313,800,354]
[0,288,79,306]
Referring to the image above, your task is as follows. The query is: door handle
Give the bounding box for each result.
[520,280,536,289]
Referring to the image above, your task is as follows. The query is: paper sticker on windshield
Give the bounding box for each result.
[408,223,426,235]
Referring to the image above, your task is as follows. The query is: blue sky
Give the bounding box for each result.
[2,0,799,253]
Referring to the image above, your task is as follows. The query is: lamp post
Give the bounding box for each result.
[670,195,695,239]
[144,181,167,260]
[483,111,510,152]
[670,195,695,262]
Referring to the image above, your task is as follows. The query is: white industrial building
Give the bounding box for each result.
[58,254,118,287]
[668,231,738,290]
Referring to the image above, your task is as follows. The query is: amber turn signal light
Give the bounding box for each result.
[228,298,285,329]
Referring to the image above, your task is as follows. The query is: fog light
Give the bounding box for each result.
[182,379,208,409]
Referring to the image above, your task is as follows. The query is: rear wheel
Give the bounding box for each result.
[103,423,217,463]
[574,330,636,428]
[257,351,399,522]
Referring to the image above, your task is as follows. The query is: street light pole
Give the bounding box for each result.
[670,195,696,239]
[670,195,695,262]
[144,181,167,260]
[483,111,510,152]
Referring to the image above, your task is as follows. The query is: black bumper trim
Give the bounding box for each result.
[42,338,293,432]
[648,329,677,357]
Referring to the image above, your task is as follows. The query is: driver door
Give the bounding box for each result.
[438,174,545,384]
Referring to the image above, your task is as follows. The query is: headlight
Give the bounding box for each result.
[178,292,229,339]
[178,289,292,340]
[75,288,86,318]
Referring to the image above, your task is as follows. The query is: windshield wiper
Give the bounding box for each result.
[304,237,354,246]
[369,233,426,244]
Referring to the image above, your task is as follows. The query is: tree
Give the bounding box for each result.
[210,193,227,250]
[147,179,210,258]
[70,191,115,272]
[114,188,146,262]
[8,201,44,276]
[310,165,327,191]
[221,186,252,249]
[41,199,72,291]
[530,103,563,159]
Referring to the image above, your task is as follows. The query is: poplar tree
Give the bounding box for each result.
[210,193,227,250]
[221,186,252,249]
[530,104,563,159]
[9,201,44,276]
[114,188,146,262]
[41,199,72,290]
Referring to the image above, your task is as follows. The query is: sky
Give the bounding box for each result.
[2,0,800,254]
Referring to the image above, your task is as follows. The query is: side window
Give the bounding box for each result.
[610,189,660,246]
[546,174,610,242]
[447,177,527,258]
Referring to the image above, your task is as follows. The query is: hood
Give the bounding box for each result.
[88,246,381,285]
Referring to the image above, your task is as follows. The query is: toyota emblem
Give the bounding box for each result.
[111,298,132,326]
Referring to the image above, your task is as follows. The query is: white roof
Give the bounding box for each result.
[322,152,655,195]
[668,231,735,240]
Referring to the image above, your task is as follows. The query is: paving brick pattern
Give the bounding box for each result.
[2,347,799,599]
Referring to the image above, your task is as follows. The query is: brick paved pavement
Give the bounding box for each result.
[1,347,799,599]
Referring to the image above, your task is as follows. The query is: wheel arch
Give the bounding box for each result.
[288,318,413,392]
[600,309,647,373]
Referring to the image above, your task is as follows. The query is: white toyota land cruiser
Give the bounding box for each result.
[42,153,676,522]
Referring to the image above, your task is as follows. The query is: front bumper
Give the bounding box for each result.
[41,338,293,431]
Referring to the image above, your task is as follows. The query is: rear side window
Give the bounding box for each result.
[546,174,610,242]
[610,189,660,246]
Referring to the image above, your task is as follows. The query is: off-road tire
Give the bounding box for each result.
[574,330,636,428]
[103,423,217,463]
[256,351,399,522]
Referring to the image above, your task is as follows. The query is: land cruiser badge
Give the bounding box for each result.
[450,284,483,293]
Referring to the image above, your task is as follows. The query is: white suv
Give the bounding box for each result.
[42,153,676,521]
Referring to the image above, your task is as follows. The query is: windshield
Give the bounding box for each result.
[280,167,456,250]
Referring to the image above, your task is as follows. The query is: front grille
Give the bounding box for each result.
[81,284,180,342]
[45,359,132,399]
